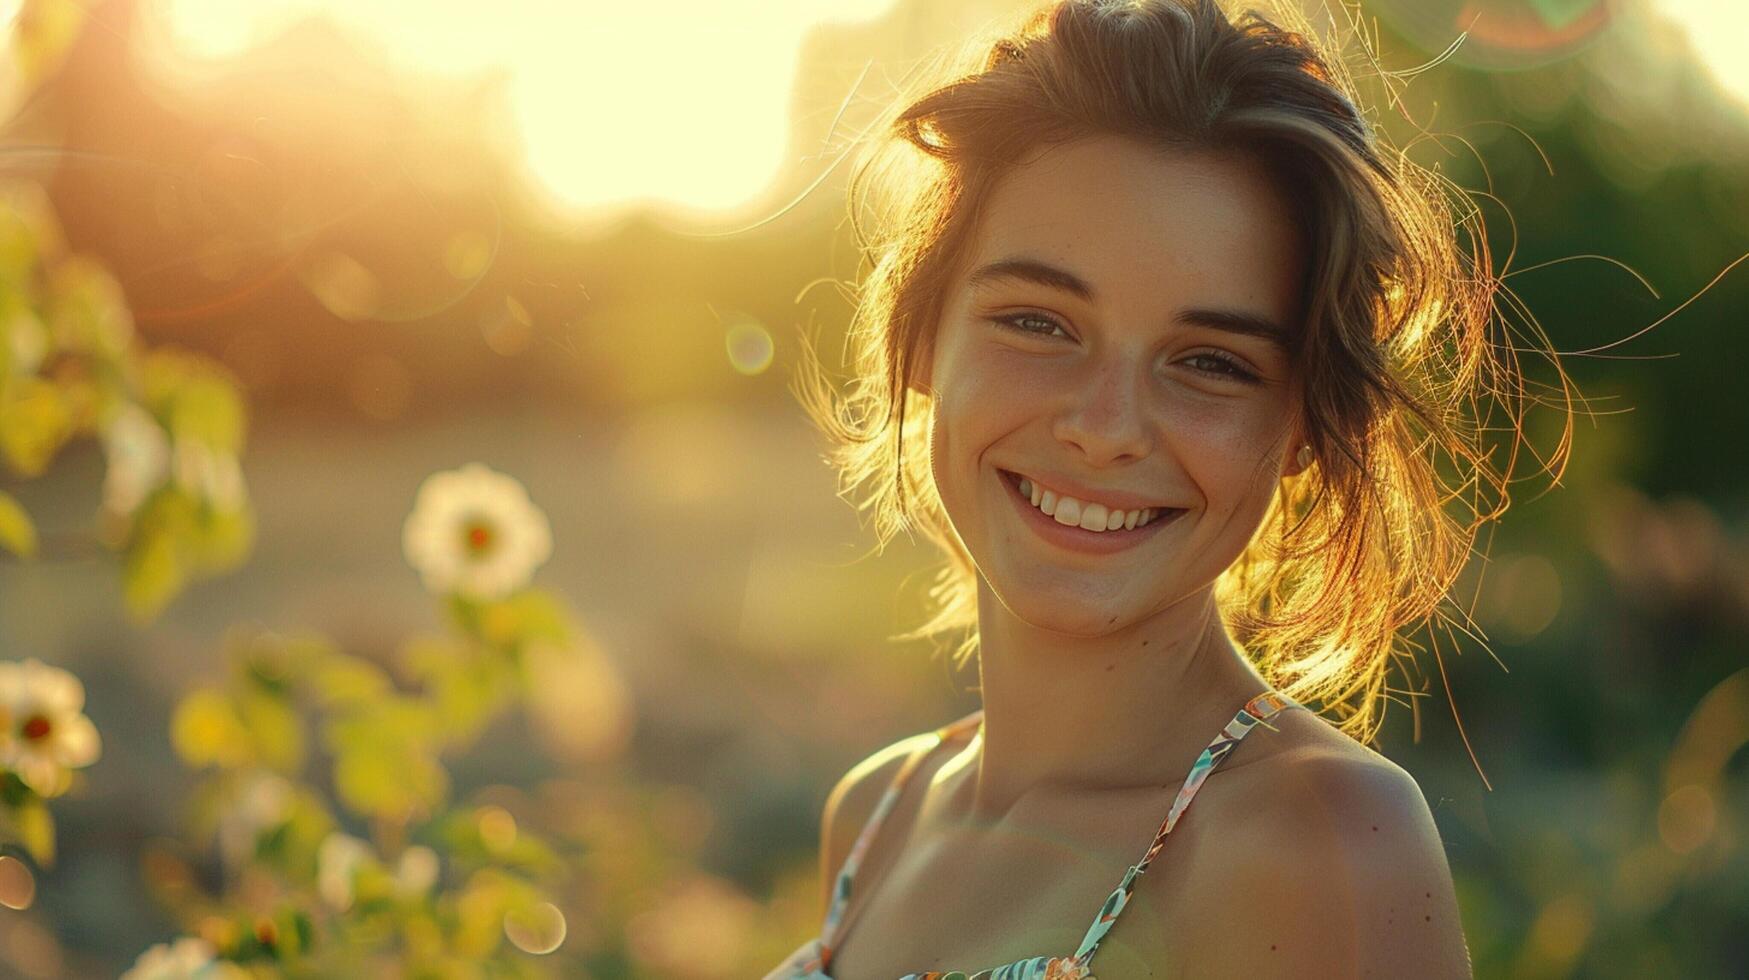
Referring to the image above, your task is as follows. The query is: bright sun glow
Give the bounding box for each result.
[138,0,901,223]
[129,0,1749,225]
[1654,0,1749,109]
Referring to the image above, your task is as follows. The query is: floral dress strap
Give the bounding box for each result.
[815,711,984,972]
[1064,689,1305,971]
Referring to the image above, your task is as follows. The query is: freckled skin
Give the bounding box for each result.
[918,134,1308,640]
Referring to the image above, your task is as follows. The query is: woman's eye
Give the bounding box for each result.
[990,312,1068,339]
[1183,352,1259,384]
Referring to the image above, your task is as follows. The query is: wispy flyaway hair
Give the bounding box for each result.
[793,0,1572,746]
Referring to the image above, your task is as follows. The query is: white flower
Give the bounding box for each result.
[120,936,230,980]
[101,404,171,516]
[401,463,551,599]
[0,658,101,797]
[317,831,374,911]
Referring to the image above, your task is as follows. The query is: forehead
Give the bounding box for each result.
[962,136,1305,326]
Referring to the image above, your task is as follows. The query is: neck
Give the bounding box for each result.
[939,576,1272,826]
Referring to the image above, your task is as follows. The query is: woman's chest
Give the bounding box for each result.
[826,798,1226,980]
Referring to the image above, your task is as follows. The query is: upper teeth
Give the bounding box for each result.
[1017,476,1165,532]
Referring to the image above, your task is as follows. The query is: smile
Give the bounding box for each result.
[999,469,1185,554]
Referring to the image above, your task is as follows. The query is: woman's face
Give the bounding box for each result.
[921,135,1308,635]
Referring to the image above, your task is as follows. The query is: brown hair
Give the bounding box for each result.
[792,0,1571,746]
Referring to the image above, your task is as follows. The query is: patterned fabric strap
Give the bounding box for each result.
[900,952,1091,979]
[1069,689,1303,965]
[817,713,984,967]
[805,692,1300,978]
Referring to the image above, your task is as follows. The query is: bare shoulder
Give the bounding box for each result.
[816,726,947,912]
[1171,713,1473,978]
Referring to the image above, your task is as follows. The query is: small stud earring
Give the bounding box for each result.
[1295,445,1313,470]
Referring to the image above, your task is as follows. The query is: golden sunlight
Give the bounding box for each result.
[136,0,900,221]
[1655,0,1749,109]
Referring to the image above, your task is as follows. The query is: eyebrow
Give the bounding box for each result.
[966,256,1295,349]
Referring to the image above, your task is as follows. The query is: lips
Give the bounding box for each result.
[998,468,1186,552]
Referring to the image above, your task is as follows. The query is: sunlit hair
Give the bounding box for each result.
[792,0,1572,745]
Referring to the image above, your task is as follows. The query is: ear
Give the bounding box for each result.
[1283,426,1313,479]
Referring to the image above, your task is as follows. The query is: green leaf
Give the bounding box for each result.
[331,739,448,821]
[0,771,29,808]
[1,795,56,866]
[0,490,37,559]
[0,291,48,377]
[401,635,517,744]
[325,700,448,819]
[424,652,515,748]
[170,374,247,455]
[45,255,133,357]
[237,689,305,773]
[195,503,255,568]
[170,687,252,769]
[480,590,575,650]
[307,651,393,707]
[0,376,71,477]
[122,526,185,623]
[140,348,247,452]
[441,594,483,638]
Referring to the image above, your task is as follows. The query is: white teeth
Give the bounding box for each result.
[1054,497,1081,526]
[1013,472,1172,533]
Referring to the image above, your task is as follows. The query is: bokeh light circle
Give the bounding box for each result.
[504,902,567,955]
[1367,0,1612,72]
[726,318,774,376]
[0,854,36,910]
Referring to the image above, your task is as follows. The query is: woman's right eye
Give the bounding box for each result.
[989,312,1068,339]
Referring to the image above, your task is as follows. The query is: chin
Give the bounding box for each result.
[989,580,1143,636]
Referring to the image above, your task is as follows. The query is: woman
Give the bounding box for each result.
[771,0,1551,976]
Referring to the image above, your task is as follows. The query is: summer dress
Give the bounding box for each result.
[767,689,1305,980]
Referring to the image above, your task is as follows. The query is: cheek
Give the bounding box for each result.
[1171,403,1294,497]
[931,342,1023,447]
[927,351,1027,503]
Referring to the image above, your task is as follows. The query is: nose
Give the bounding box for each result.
[1051,360,1152,466]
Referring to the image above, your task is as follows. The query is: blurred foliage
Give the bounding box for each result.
[150,593,579,978]
[0,180,258,621]
[0,0,258,625]
[125,457,810,977]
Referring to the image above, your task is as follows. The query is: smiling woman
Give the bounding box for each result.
[777,0,1572,978]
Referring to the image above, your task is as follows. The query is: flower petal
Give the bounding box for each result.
[22,659,84,714]
[54,713,101,767]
